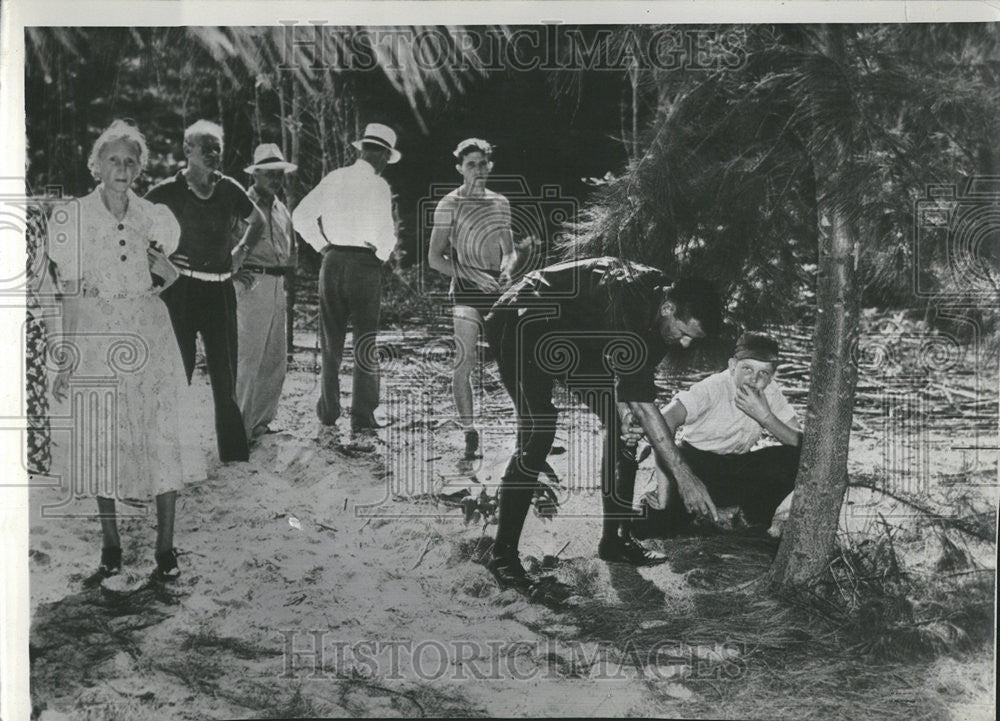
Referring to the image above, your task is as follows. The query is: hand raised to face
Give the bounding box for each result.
[734,384,773,424]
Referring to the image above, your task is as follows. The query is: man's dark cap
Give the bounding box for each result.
[733,332,780,363]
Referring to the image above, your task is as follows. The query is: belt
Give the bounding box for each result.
[243,265,287,276]
[176,267,233,282]
[327,244,377,256]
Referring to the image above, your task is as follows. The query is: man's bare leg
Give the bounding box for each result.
[453,305,483,458]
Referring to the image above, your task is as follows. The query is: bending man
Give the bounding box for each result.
[483,257,723,600]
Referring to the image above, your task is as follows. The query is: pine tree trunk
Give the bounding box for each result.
[766,199,860,589]
[766,25,862,590]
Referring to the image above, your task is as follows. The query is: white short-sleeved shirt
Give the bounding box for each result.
[674,370,797,455]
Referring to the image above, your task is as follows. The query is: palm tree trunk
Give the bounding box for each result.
[278,78,289,162]
[215,73,225,163]
[253,79,263,147]
[766,25,862,590]
[318,74,332,176]
[286,78,302,355]
[630,59,639,161]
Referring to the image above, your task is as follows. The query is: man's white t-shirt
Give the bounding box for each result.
[674,370,797,455]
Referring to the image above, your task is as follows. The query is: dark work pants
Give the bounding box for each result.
[316,247,382,425]
[485,309,640,555]
[633,442,800,538]
[161,274,249,462]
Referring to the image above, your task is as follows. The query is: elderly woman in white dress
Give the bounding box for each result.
[49,120,190,585]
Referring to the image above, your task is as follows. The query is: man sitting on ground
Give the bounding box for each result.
[630,332,802,539]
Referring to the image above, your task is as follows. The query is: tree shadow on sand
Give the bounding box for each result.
[30,582,183,716]
[560,530,798,650]
[525,527,982,720]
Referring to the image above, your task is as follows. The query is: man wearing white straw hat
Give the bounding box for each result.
[232,143,298,445]
[292,123,400,436]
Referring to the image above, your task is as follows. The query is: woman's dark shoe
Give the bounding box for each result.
[152,548,180,582]
[83,546,122,588]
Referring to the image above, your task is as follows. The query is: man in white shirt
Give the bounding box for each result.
[630,332,803,538]
[292,123,400,432]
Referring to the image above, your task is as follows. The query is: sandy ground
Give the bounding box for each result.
[27,332,998,720]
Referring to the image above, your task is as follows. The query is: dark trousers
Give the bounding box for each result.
[485,309,639,554]
[316,247,382,425]
[161,274,249,462]
[633,442,800,538]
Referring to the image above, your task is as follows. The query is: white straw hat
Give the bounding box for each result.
[351,123,402,164]
[244,143,297,173]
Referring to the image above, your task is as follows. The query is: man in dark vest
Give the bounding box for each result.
[483,256,723,602]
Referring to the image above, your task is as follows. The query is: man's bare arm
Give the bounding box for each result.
[761,415,802,447]
[497,204,515,283]
[427,213,457,279]
[626,400,717,520]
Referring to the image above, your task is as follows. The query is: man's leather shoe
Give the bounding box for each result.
[487,546,578,607]
[598,534,668,566]
[486,549,532,594]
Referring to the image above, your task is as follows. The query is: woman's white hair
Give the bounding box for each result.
[87,120,149,181]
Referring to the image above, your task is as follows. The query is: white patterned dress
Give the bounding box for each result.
[48,188,190,500]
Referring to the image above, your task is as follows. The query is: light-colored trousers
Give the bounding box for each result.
[236,274,287,439]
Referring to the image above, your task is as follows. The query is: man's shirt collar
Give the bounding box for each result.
[353,158,377,175]
[248,184,279,210]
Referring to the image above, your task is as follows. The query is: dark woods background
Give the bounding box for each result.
[24,26,624,266]
[24,24,1000,337]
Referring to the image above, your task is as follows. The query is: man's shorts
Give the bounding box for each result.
[451,275,503,314]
